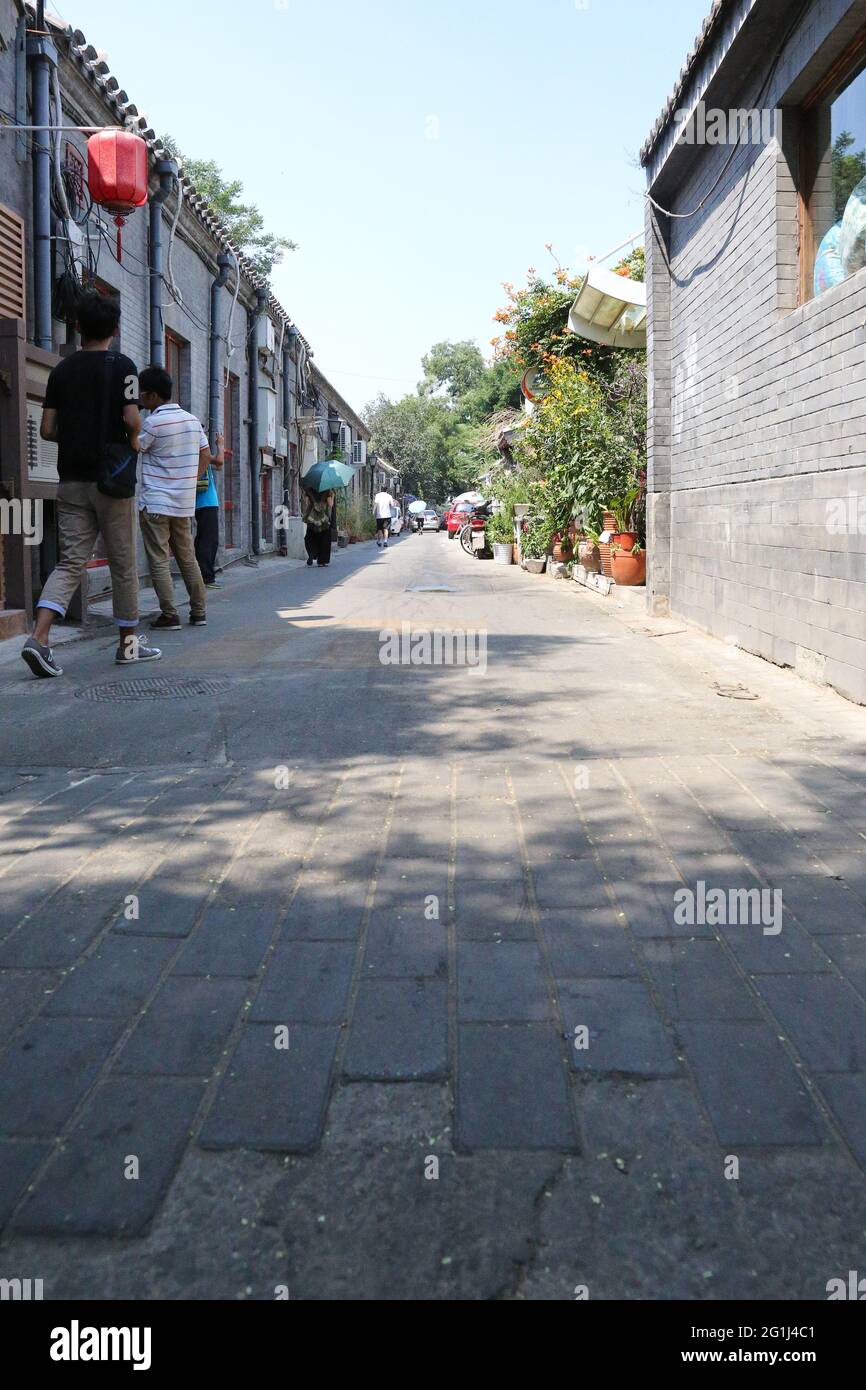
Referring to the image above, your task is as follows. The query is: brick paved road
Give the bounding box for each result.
[1,534,865,1298]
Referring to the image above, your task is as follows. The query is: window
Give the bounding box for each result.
[164,328,190,408]
[0,203,25,320]
[800,26,866,300]
[62,143,87,217]
[261,467,273,544]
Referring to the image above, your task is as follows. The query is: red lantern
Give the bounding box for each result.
[87,131,148,263]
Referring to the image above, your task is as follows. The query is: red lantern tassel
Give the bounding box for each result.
[114,215,124,263]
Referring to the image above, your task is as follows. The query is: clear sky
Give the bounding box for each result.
[61,0,710,411]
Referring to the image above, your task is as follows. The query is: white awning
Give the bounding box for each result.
[568,266,647,350]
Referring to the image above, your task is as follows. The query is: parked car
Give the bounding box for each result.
[389,506,403,535]
[421,509,441,532]
[445,503,470,539]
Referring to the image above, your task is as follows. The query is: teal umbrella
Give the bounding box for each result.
[303,459,356,493]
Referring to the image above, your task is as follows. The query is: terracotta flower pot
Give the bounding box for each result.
[578,539,600,574]
[611,549,646,586]
[599,512,618,578]
[552,540,573,564]
[512,543,519,565]
[611,531,638,554]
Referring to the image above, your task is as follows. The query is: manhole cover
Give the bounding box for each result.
[75,677,232,702]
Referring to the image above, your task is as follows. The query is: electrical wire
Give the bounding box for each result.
[646,0,812,220]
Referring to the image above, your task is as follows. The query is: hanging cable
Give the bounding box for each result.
[646,0,812,220]
[223,245,240,382]
[165,175,183,299]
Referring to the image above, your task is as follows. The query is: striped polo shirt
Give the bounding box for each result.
[137,403,209,517]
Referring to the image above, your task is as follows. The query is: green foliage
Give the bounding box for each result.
[492,246,645,381]
[337,494,376,539]
[487,510,513,545]
[833,130,866,222]
[161,135,297,279]
[365,338,522,498]
[514,357,640,535]
[521,515,552,560]
[419,341,486,401]
[363,392,468,499]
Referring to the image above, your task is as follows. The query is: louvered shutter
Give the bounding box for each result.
[0,203,25,321]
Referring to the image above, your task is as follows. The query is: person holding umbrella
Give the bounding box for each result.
[300,456,357,567]
[301,487,335,567]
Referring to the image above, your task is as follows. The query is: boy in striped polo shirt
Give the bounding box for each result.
[137,367,224,631]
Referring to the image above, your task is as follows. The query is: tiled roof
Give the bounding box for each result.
[640,0,733,166]
[37,6,312,352]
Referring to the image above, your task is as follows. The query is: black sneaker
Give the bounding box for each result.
[189,614,207,626]
[306,558,314,567]
[150,614,181,631]
[205,580,222,589]
[21,636,63,678]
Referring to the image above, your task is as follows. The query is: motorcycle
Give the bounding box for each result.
[459,501,493,559]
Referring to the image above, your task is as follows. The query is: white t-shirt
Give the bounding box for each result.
[373,492,393,520]
[138,403,208,517]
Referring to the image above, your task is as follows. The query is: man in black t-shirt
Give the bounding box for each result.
[21,291,162,678]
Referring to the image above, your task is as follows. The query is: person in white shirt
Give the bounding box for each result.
[137,366,224,632]
[373,488,393,549]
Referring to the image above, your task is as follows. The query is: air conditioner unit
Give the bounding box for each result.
[353,439,367,466]
[25,401,59,483]
[264,389,278,447]
[278,426,288,458]
[340,424,350,454]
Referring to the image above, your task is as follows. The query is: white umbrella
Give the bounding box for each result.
[408,500,427,515]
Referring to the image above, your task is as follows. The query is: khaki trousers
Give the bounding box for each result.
[139,510,207,621]
[38,481,138,626]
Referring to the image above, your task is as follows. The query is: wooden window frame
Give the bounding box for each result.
[164,328,190,409]
[799,19,866,304]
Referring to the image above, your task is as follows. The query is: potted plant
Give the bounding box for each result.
[577,528,601,575]
[487,510,514,564]
[611,538,646,586]
[521,517,550,574]
[551,530,574,564]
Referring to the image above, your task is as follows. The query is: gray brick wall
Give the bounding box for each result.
[645,0,866,706]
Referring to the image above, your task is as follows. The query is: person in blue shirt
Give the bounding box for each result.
[194,443,224,586]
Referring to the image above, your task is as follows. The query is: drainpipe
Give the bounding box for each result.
[279,332,292,555]
[27,11,56,351]
[248,289,267,556]
[208,253,231,444]
[149,159,177,367]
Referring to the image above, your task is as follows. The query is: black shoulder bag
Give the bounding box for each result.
[96,351,138,499]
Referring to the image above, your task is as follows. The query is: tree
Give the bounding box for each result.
[364,393,471,500]
[160,135,297,279]
[833,130,866,222]
[419,340,486,401]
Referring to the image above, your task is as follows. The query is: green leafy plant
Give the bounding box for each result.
[607,487,641,535]
[521,516,551,560]
[487,511,513,545]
